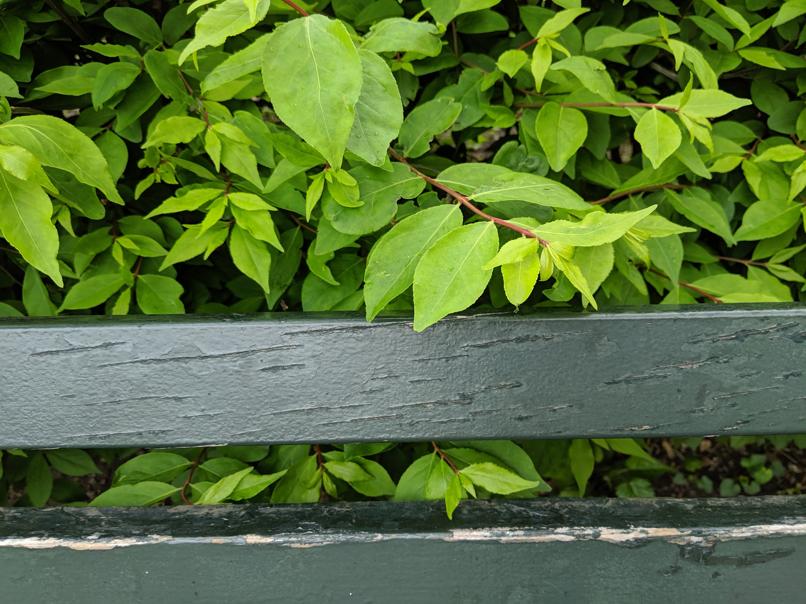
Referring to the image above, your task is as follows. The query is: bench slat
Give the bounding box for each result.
[1,497,805,602]
[1,305,804,448]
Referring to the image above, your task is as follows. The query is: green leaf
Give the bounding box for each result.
[437,163,590,211]
[647,235,683,285]
[45,449,99,477]
[661,89,751,118]
[551,56,617,102]
[324,460,373,483]
[22,266,55,316]
[0,116,122,204]
[146,188,223,218]
[323,163,424,236]
[0,71,21,98]
[665,189,735,245]
[179,0,271,63]
[229,470,286,501]
[0,15,25,59]
[734,200,802,241]
[574,243,614,295]
[347,50,404,167]
[26,454,52,506]
[161,223,229,268]
[362,18,443,56]
[394,453,437,500]
[136,274,185,314]
[634,109,682,169]
[569,439,594,495]
[263,15,362,169]
[115,452,193,484]
[536,102,588,172]
[532,206,656,247]
[60,274,127,310]
[92,62,141,109]
[104,7,163,47]
[398,97,463,158]
[91,482,180,506]
[537,7,589,37]
[144,117,207,147]
[202,34,270,93]
[197,467,254,504]
[0,169,61,285]
[501,252,540,306]
[497,49,528,78]
[229,224,271,293]
[459,463,541,494]
[365,205,462,320]
[413,222,499,331]
[349,459,396,497]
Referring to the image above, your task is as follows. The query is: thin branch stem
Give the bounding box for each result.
[389,149,549,246]
[180,447,208,505]
[590,182,686,206]
[432,442,460,475]
[518,36,539,50]
[648,268,723,304]
[715,256,767,268]
[281,0,309,16]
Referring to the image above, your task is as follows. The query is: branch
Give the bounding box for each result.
[648,268,723,304]
[281,0,309,16]
[590,182,686,206]
[518,36,540,50]
[389,149,549,247]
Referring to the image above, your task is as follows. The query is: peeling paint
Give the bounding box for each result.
[2,523,806,551]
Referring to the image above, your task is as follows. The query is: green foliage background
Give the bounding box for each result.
[0,0,805,513]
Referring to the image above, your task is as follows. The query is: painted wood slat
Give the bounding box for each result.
[1,498,805,602]
[0,305,804,448]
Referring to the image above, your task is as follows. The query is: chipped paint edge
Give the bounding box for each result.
[2,522,806,551]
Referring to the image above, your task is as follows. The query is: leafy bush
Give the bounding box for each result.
[0,0,805,512]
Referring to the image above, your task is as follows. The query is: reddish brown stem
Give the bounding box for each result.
[389,149,549,247]
[432,442,460,474]
[715,256,767,268]
[180,447,208,505]
[590,183,686,206]
[281,0,309,16]
[518,36,539,50]
[649,268,723,304]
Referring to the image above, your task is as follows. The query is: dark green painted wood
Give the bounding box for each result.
[1,498,805,602]
[1,305,804,448]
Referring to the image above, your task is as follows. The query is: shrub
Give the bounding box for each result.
[0,0,804,512]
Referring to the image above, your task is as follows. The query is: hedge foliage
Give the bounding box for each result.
[0,0,805,512]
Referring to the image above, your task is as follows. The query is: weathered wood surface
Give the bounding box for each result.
[1,498,805,602]
[0,305,804,448]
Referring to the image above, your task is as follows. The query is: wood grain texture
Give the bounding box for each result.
[1,498,805,602]
[0,305,804,448]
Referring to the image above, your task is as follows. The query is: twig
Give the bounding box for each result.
[281,0,309,16]
[389,149,549,246]
[649,268,723,304]
[590,183,687,205]
[180,447,208,505]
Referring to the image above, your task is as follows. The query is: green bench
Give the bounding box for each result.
[1,305,805,601]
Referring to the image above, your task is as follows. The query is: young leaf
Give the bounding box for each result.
[413,222,499,331]
[136,274,184,314]
[459,463,542,494]
[536,102,588,172]
[229,225,271,293]
[532,206,657,247]
[634,109,682,168]
[115,452,193,484]
[179,0,271,63]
